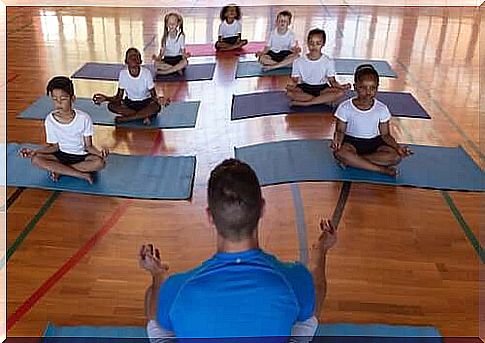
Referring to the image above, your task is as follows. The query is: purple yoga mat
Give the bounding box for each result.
[71,62,215,82]
[231,90,430,120]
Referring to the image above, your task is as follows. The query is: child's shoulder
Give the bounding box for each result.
[373,98,388,111]
[336,98,353,110]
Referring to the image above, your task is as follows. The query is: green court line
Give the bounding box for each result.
[441,191,484,263]
[6,191,60,263]
[6,187,26,210]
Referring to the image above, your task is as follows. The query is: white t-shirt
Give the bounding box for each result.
[118,67,154,101]
[45,109,94,155]
[218,20,242,38]
[164,33,185,57]
[267,29,295,53]
[334,98,391,139]
[291,54,335,85]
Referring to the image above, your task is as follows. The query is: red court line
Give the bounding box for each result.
[6,200,132,332]
[7,118,167,332]
[7,74,20,84]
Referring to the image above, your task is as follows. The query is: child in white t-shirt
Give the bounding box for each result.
[256,10,300,71]
[215,4,248,51]
[152,13,190,76]
[286,28,350,107]
[93,48,169,126]
[331,64,413,176]
[19,76,108,184]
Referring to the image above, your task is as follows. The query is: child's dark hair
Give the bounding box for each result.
[161,12,184,48]
[46,76,74,97]
[277,10,292,23]
[124,47,142,64]
[220,4,241,21]
[307,28,326,45]
[354,64,379,84]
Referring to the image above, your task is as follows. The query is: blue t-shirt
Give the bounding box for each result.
[156,249,315,339]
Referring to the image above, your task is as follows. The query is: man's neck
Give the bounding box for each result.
[217,235,259,253]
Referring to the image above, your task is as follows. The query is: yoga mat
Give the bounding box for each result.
[43,323,441,342]
[314,323,442,342]
[231,90,431,120]
[235,140,484,192]
[71,62,215,82]
[187,41,266,56]
[6,143,196,200]
[17,96,200,129]
[236,58,397,78]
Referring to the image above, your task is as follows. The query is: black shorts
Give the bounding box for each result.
[162,55,183,66]
[53,150,88,165]
[296,83,330,97]
[218,36,239,47]
[123,97,159,112]
[266,50,292,63]
[343,135,387,155]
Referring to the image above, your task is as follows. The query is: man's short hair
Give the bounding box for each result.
[208,159,263,241]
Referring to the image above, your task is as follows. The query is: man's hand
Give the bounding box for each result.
[139,244,169,278]
[100,148,109,159]
[92,94,107,105]
[317,219,337,252]
[158,96,171,107]
[397,145,413,157]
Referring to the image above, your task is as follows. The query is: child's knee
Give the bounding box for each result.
[31,154,44,168]
[391,153,402,165]
[93,156,106,170]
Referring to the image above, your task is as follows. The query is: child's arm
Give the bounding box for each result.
[153,46,165,61]
[19,144,58,158]
[84,136,109,158]
[149,88,170,106]
[328,77,351,90]
[379,122,412,156]
[331,119,347,151]
[93,88,124,105]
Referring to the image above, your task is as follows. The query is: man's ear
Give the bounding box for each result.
[206,207,215,226]
[260,198,266,219]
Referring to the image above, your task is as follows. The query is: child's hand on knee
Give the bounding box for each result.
[92,94,106,105]
[397,146,413,157]
[100,148,109,159]
[158,96,171,107]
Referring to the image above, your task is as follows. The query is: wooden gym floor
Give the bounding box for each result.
[4,3,483,339]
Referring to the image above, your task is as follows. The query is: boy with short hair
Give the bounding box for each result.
[19,76,108,184]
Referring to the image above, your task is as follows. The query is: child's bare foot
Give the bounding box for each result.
[143,117,152,126]
[49,172,60,182]
[81,173,94,184]
[290,100,311,107]
[380,166,398,177]
[336,160,347,170]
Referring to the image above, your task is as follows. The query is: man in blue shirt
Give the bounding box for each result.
[139,159,337,341]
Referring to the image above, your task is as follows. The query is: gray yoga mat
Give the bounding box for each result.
[231,90,430,120]
[235,139,483,192]
[6,143,196,200]
[18,96,200,129]
[236,58,397,78]
[71,62,215,82]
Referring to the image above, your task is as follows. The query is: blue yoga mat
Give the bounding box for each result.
[6,143,196,200]
[235,140,484,192]
[71,62,216,82]
[17,96,200,129]
[43,323,441,342]
[231,90,430,120]
[236,58,398,78]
